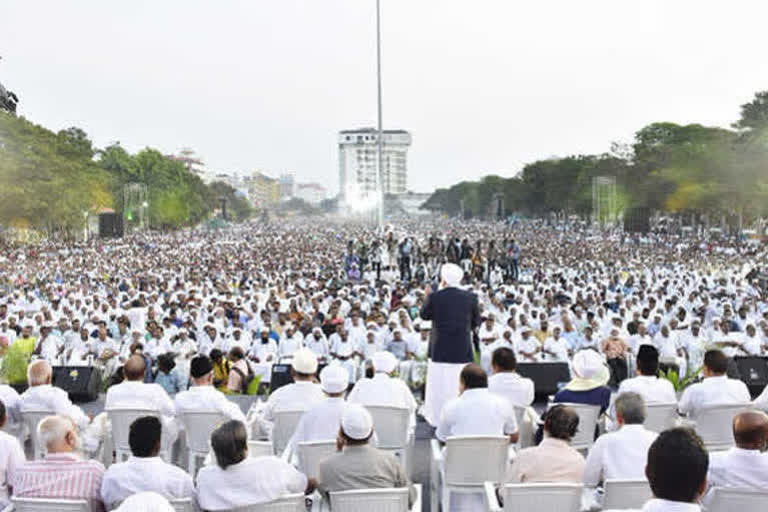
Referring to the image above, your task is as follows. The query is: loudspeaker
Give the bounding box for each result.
[98,212,124,238]
[516,362,572,397]
[52,366,102,403]
[624,207,650,234]
[733,356,768,398]
[268,363,327,393]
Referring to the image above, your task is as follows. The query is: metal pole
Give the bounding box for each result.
[376,0,384,229]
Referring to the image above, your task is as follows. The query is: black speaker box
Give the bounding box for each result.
[52,366,102,403]
[733,356,768,398]
[516,362,572,397]
[98,212,124,238]
[624,207,651,234]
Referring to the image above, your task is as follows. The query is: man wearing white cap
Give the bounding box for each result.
[420,263,481,426]
[348,351,417,433]
[288,364,349,455]
[255,348,324,438]
[317,404,416,507]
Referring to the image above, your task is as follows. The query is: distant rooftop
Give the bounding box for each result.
[339,127,409,135]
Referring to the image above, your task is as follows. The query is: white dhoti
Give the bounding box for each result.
[423,360,465,426]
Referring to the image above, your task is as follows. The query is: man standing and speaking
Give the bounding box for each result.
[420,263,481,426]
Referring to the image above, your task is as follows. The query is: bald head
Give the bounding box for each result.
[124,355,146,381]
[733,410,768,450]
[27,360,52,387]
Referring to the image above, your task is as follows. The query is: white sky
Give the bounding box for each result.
[2,0,768,194]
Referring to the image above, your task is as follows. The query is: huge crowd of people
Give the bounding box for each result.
[0,218,765,511]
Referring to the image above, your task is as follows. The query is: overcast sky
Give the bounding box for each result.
[3,1,768,194]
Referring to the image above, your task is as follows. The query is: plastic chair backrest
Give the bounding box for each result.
[365,405,410,448]
[107,408,161,452]
[272,410,304,455]
[643,403,678,432]
[553,403,600,450]
[248,440,274,458]
[181,410,228,454]
[297,440,337,480]
[230,493,305,512]
[11,497,90,512]
[444,436,508,486]
[695,404,747,450]
[330,487,409,512]
[169,497,196,512]
[602,479,652,510]
[501,483,583,512]
[21,410,53,459]
[707,487,768,512]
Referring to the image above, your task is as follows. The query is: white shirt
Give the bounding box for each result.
[19,384,89,430]
[0,430,24,504]
[289,397,347,453]
[348,373,418,430]
[436,388,518,442]
[618,375,676,404]
[0,385,22,426]
[105,381,175,417]
[704,446,768,506]
[583,424,657,486]
[641,499,700,512]
[174,385,246,422]
[196,456,307,511]
[100,456,193,509]
[678,375,750,419]
[488,372,535,406]
[262,381,325,423]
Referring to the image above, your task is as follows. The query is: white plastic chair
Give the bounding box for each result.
[707,487,768,512]
[179,410,228,477]
[484,482,583,512]
[271,409,304,456]
[551,403,601,452]
[20,409,54,460]
[169,497,196,512]
[230,492,306,511]
[297,440,337,480]
[643,402,679,432]
[107,408,168,463]
[692,403,747,451]
[11,497,90,511]
[365,405,412,471]
[512,405,535,449]
[330,485,422,512]
[248,440,274,458]
[431,436,508,512]
[602,479,652,510]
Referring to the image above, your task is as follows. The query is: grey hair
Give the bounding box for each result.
[27,359,52,387]
[615,392,646,425]
[37,415,75,449]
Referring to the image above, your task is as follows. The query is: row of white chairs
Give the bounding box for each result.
[523,401,751,454]
[6,485,422,512]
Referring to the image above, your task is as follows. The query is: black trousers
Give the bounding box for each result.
[607,357,628,387]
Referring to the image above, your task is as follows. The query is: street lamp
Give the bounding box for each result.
[142,201,149,230]
[375,0,384,230]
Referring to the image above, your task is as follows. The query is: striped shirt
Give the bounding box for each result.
[11,453,105,512]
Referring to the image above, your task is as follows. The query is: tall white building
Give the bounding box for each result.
[338,128,411,204]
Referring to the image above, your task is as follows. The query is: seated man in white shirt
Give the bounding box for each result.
[0,400,25,507]
[196,420,311,511]
[618,345,676,404]
[174,356,246,423]
[100,416,193,510]
[288,364,349,456]
[105,356,179,454]
[19,360,103,455]
[0,383,22,437]
[643,427,708,512]
[436,363,518,443]
[703,410,768,506]
[252,348,324,438]
[584,392,658,490]
[348,351,418,433]
[678,349,750,420]
[488,347,535,407]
